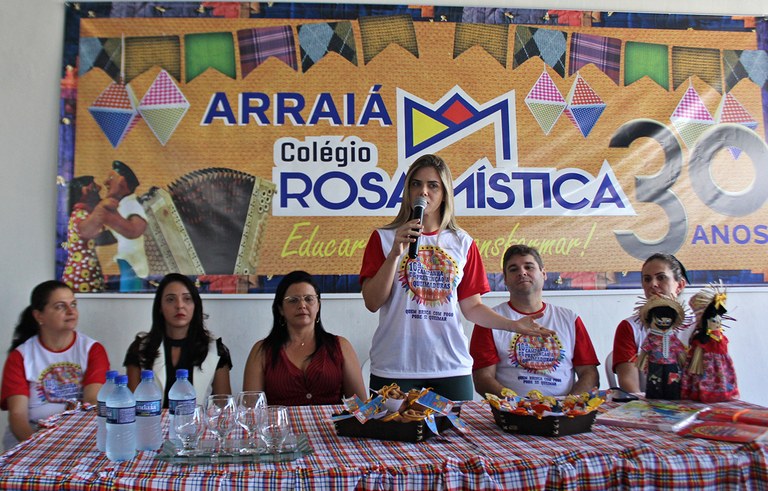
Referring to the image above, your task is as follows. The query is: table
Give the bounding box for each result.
[0,401,766,490]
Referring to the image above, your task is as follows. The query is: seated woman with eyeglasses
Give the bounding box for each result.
[243,271,367,405]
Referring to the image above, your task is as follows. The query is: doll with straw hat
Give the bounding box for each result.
[635,295,689,399]
[681,283,738,402]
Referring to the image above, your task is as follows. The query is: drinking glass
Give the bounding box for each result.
[174,404,204,455]
[260,405,290,453]
[204,394,237,458]
[235,391,267,454]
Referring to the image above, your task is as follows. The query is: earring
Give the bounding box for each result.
[280,317,286,327]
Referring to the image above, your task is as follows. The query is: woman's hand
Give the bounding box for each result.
[388,219,422,259]
[509,313,555,336]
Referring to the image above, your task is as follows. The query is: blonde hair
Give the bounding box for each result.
[384,154,459,233]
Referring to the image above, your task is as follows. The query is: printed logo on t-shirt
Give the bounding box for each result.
[399,245,459,307]
[507,334,565,375]
[36,362,83,403]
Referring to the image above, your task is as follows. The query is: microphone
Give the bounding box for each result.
[408,197,427,259]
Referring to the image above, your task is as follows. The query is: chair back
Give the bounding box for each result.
[604,351,617,387]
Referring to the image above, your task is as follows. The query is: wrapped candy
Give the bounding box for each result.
[484,388,604,418]
[681,283,739,402]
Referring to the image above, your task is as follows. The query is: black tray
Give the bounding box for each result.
[333,410,456,443]
[490,406,597,437]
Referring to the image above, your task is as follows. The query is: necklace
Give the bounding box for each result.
[292,338,311,348]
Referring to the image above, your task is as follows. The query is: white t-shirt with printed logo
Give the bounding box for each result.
[360,227,489,379]
[1,332,108,449]
[470,302,599,396]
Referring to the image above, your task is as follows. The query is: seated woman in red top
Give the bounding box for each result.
[243,271,366,405]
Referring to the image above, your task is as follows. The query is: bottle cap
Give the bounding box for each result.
[140,370,154,380]
[115,375,128,385]
[176,368,189,379]
[106,370,119,380]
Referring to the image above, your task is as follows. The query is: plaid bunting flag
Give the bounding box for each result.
[185,32,237,81]
[79,37,121,81]
[238,26,298,78]
[124,35,181,83]
[624,41,669,89]
[723,49,768,92]
[453,23,509,68]
[298,21,358,73]
[513,26,566,77]
[359,15,418,65]
[461,8,553,25]
[672,46,722,93]
[569,32,621,85]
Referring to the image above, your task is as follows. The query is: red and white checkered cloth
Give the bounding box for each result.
[0,401,765,490]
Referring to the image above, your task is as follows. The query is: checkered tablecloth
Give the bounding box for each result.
[0,401,766,490]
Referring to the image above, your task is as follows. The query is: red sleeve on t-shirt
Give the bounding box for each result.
[0,350,28,410]
[572,317,600,366]
[612,319,637,372]
[457,240,490,301]
[469,325,500,370]
[83,342,110,386]
[359,230,385,283]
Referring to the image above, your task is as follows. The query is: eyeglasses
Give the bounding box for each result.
[283,294,318,306]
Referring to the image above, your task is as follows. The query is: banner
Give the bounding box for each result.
[55,3,768,293]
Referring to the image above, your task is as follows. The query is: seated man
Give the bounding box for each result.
[469,245,599,397]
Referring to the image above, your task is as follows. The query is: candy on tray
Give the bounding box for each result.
[485,388,605,419]
[333,384,463,442]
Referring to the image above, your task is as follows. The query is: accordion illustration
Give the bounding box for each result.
[140,167,276,276]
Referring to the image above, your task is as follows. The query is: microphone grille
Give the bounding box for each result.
[413,196,428,208]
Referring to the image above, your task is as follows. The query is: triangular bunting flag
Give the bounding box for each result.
[525,71,566,135]
[715,92,758,159]
[670,86,715,148]
[138,70,190,146]
[563,74,605,138]
[88,81,141,148]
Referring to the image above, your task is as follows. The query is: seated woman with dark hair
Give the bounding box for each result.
[243,271,367,405]
[124,273,232,406]
[1,281,109,450]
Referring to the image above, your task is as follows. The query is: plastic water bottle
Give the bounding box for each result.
[167,369,196,442]
[105,374,136,462]
[134,370,163,451]
[96,370,119,452]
